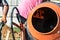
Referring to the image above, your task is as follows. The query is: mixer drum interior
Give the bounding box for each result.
[32,7,58,33]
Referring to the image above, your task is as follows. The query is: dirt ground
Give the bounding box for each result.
[1,25,21,40]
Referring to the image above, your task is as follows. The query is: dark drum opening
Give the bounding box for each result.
[32,7,58,33]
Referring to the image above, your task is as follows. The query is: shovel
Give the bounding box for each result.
[0,21,5,40]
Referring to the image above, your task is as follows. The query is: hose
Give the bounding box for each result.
[11,7,20,40]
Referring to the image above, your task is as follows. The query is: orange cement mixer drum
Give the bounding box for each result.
[27,2,60,40]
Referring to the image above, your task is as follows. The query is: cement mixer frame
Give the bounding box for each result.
[11,7,34,40]
[11,7,24,40]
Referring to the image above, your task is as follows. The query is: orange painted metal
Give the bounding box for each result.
[27,2,60,40]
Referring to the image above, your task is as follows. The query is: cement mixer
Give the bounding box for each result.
[10,1,60,40]
[27,2,60,40]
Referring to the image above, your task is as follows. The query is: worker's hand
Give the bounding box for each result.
[1,16,7,23]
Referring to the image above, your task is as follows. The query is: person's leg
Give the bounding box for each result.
[1,0,9,23]
[2,5,9,23]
